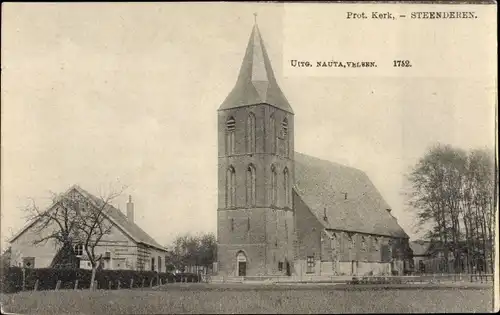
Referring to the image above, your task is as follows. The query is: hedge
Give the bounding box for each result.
[0,267,200,293]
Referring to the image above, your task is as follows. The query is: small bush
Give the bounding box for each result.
[0,267,184,293]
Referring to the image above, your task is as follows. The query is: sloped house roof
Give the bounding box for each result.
[9,185,166,252]
[294,152,409,238]
[409,241,432,256]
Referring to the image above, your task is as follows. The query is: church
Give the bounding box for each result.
[216,22,412,277]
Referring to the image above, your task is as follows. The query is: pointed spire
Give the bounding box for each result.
[219,20,294,113]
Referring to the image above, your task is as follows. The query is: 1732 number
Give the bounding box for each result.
[393,60,412,67]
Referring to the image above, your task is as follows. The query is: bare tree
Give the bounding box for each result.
[23,185,125,288]
[23,191,82,268]
[74,187,125,289]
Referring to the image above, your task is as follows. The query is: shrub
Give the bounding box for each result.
[0,267,185,293]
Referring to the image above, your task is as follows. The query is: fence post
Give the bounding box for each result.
[130,278,134,289]
[159,278,162,286]
[22,268,26,291]
[55,280,61,291]
[150,278,154,288]
[117,280,121,290]
[142,278,145,288]
[33,279,39,291]
[74,280,79,290]
[94,280,98,290]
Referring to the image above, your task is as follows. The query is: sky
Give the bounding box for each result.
[1,3,496,250]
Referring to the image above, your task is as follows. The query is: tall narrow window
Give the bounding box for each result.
[247,217,250,231]
[271,165,277,206]
[282,118,289,157]
[285,221,288,240]
[226,166,236,208]
[231,218,234,231]
[270,114,276,154]
[246,164,256,206]
[246,113,256,153]
[283,167,290,207]
[226,116,235,155]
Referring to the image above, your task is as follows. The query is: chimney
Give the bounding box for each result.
[323,208,328,221]
[344,193,348,200]
[127,195,134,223]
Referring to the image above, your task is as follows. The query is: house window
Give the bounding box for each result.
[306,256,315,273]
[247,217,250,231]
[158,256,162,273]
[278,262,283,271]
[231,218,234,232]
[74,244,84,256]
[361,236,367,251]
[22,257,35,269]
[226,166,236,208]
[246,164,256,206]
[247,113,256,153]
[226,116,235,155]
[151,257,155,271]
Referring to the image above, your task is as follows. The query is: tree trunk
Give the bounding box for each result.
[90,267,96,290]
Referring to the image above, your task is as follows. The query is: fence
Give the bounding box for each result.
[208,273,494,284]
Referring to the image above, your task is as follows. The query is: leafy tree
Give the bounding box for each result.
[407,143,495,273]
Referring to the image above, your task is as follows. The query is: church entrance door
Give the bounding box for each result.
[238,262,246,276]
[236,251,247,277]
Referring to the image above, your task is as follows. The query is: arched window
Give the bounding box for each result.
[282,118,289,157]
[226,166,236,208]
[271,164,277,206]
[285,221,288,240]
[270,114,276,154]
[226,116,235,155]
[246,164,256,206]
[348,234,355,249]
[74,243,83,256]
[246,113,256,153]
[283,167,290,207]
[373,237,379,251]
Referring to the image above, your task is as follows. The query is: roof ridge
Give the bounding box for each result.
[294,151,367,175]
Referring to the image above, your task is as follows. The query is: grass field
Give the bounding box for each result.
[0,283,494,314]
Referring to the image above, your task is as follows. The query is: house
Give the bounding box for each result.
[216,22,412,277]
[410,239,492,274]
[9,185,169,272]
[409,240,432,273]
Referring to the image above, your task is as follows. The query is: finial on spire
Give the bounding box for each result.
[253,12,258,25]
[128,195,132,203]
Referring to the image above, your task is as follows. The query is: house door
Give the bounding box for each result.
[236,252,247,277]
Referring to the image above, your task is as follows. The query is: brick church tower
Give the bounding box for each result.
[216,22,295,277]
